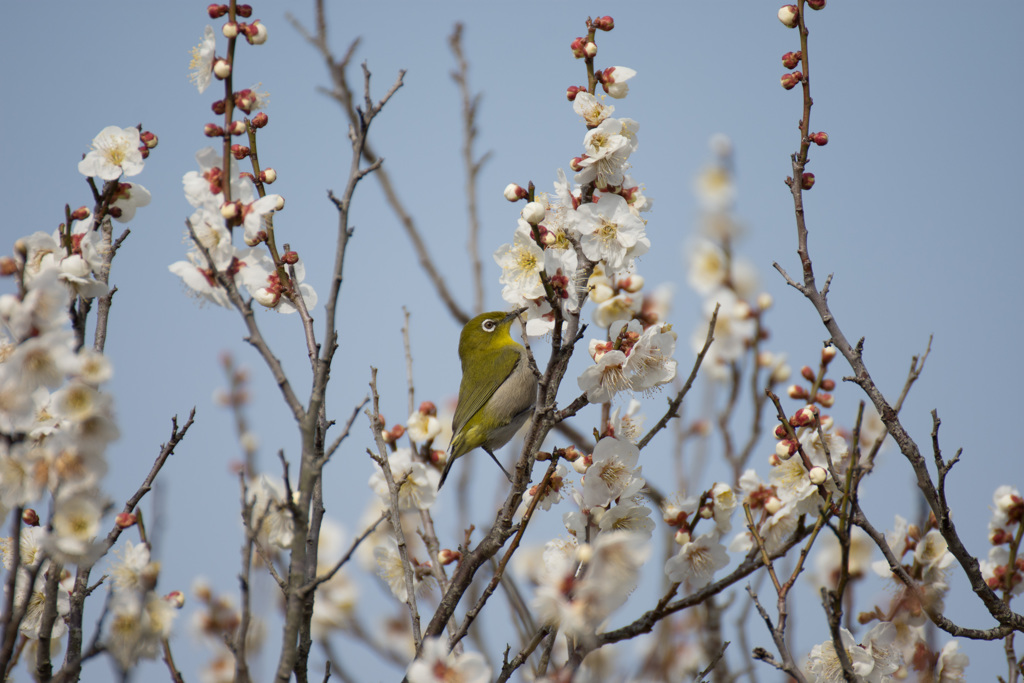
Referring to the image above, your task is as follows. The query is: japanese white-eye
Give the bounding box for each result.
[438,309,537,490]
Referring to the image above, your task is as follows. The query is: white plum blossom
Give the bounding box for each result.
[602,66,637,99]
[406,637,491,683]
[532,531,650,639]
[406,410,441,444]
[872,515,911,578]
[189,25,217,93]
[572,92,614,128]
[368,448,439,511]
[935,640,969,682]
[595,499,655,537]
[665,532,730,588]
[578,348,629,404]
[247,475,295,550]
[574,194,647,272]
[110,182,152,222]
[608,399,644,443]
[804,623,900,683]
[494,222,546,304]
[710,482,737,534]
[582,436,641,508]
[374,535,432,603]
[78,126,144,180]
[576,118,639,187]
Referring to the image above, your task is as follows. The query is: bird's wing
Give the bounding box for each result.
[451,345,522,438]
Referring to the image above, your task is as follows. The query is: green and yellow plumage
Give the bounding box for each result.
[439,309,537,489]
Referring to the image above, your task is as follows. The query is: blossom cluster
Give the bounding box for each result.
[0,122,180,666]
[173,11,316,315]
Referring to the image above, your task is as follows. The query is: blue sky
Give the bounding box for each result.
[2,2,1022,680]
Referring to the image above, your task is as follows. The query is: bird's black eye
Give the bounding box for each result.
[481,319,497,332]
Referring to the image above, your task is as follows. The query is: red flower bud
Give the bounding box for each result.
[140,131,158,149]
[229,120,247,135]
[807,0,826,9]
[801,365,815,381]
[212,99,227,115]
[821,378,835,391]
[419,401,437,416]
[788,384,808,400]
[70,206,91,221]
[801,172,815,189]
[251,112,269,128]
[781,71,803,90]
[204,123,224,137]
[570,37,587,59]
[230,144,250,160]
[782,51,802,69]
[116,512,137,529]
[22,509,39,526]
[811,131,829,146]
[281,250,299,265]
[774,424,788,439]
[566,85,585,101]
[236,4,253,17]
[593,16,614,31]
[207,4,228,18]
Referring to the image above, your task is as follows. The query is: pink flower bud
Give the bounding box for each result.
[212,99,227,115]
[817,392,834,408]
[248,20,268,45]
[566,85,585,101]
[140,131,159,149]
[208,4,228,19]
[260,168,277,184]
[116,512,137,529]
[821,378,835,391]
[229,120,247,136]
[418,401,437,416]
[251,112,269,128]
[221,201,240,220]
[810,131,829,146]
[778,5,799,28]
[594,16,614,31]
[165,591,186,608]
[619,275,644,293]
[504,183,527,201]
[281,250,299,265]
[801,365,815,381]
[801,172,815,189]
[808,466,827,485]
[788,384,808,400]
[222,21,239,39]
[213,58,232,80]
[22,509,39,526]
[570,156,586,172]
[775,439,798,460]
[390,424,406,440]
[438,549,461,565]
[781,71,803,90]
[70,206,91,220]
[230,144,250,160]
[0,257,17,276]
[235,89,255,113]
[782,51,802,69]
[822,345,837,364]
[807,0,826,9]
[774,424,788,439]
[236,4,253,17]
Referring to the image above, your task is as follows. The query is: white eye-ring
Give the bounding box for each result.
[481,319,497,332]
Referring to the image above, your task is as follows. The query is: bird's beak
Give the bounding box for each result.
[502,307,527,324]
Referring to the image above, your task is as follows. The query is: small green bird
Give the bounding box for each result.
[438,308,537,490]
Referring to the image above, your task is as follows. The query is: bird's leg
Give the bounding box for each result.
[483,447,513,482]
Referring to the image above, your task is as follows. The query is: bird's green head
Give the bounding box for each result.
[459,308,526,360]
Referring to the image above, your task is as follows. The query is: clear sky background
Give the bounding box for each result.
[2,2,1022,681]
